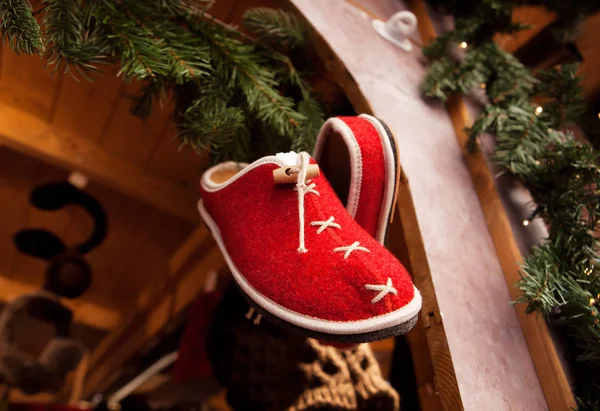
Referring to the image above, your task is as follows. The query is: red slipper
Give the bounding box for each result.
[198,152,421,343]
[313,115,399,244]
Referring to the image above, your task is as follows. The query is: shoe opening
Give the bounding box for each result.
[320,129,351,207]
[203,162,249,189]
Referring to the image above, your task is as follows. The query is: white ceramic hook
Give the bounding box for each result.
[372,11,418,52]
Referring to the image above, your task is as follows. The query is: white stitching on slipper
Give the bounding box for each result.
[333,241,370,259]
[365,277,398,304]
[310,216,341,234]
[295,181,320,196]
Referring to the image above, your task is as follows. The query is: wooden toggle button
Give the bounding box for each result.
[273,164,320,184]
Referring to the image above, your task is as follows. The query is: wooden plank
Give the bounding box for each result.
[412,1,576,409]
[390,180,458,410]
[290,0,547,409]
[100,81,171,165]
[144,121,207,190]
[52,66,123,143]
[577,13,600,98]
[0,48,61,121]
[0,275,119,330]
[0,149,38,279]
[495,7,556,54]
[446,97,576,410]
[0,101,199,222]
[9,164,70,288]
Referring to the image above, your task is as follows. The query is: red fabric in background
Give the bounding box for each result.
[172,291,222,382]
[200,158,415,324]
[337,117,386,239]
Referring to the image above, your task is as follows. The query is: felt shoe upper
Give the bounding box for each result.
[198,153,421,335]
[314,115,397,244]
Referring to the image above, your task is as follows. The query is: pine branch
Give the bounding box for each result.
[42,0,111,78]
[194,21,305,138]
[0,0,44,55]
[292,96,325,153]
[243,7,305,49]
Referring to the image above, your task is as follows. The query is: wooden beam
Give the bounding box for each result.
[0,101,199,222]
[83,227,222,396]
[410,1,576,409]
[446,96,576,410]
[0,276,119,330]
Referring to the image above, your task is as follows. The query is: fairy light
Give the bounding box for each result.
[459,41,468,49]
[480,83,486,89]
[522,208,540,227]
[535,160,540,165]
[547,128,553,133]
[535,106,543,115]
[590,297,596,306]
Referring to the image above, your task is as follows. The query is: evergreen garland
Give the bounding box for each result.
[0,0,324,163]
[0,0,43,55]
[422,1,600,408]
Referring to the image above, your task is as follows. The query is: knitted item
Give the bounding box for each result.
[208,285,400,411]
[199,152,421,342]
[341,345,400,411]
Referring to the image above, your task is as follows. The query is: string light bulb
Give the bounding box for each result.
[547,128,553,133]
[459,41,468,49]
[535,160,540,165]
[590,297,596,306]
[522,208,541,227]
[480,83,486,89]
[535,106,543,115]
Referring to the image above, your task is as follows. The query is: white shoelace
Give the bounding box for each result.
[296,152,310,253]
[285,152,387,304]
[291,152,369,260]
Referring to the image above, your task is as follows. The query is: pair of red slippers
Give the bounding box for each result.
[198,115,422,343]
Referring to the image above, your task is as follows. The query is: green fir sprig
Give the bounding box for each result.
[0,1,325,163]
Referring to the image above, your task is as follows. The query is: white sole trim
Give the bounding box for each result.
[198,200,422,335]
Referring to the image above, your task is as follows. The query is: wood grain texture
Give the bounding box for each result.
[0,148,195,331]
[413,1,575,409]
[495,6,556,54]
[101,80,170,165]
[0,101,199,222]
[0,45,204,218]
[576,13,600,98]
[290,0,548,408]
[52,66,123,143]
[446,97,576,410]
[0,49,61,121]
